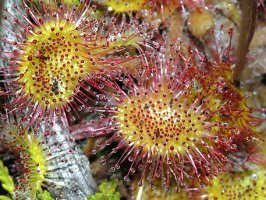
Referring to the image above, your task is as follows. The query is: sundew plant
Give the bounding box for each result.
[0,0,266,200]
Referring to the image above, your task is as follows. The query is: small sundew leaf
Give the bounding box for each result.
[1,126,48,199]
[88,179,120,200]
[0,160,14,194]
[36,190,54,200]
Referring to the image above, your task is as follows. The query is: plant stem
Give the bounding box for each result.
[233,0,257,81]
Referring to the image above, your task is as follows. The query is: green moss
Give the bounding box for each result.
[37,190,54,200]
[0,160,14,200]
[0,195,12,200]
[88,179,120,200]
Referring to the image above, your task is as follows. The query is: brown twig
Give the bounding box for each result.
[233,0,257,81]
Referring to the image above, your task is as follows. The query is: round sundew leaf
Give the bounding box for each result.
[79,44,264,190]
[1,0,153,128]
[201,167,266,199]
[18,20,90,108]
